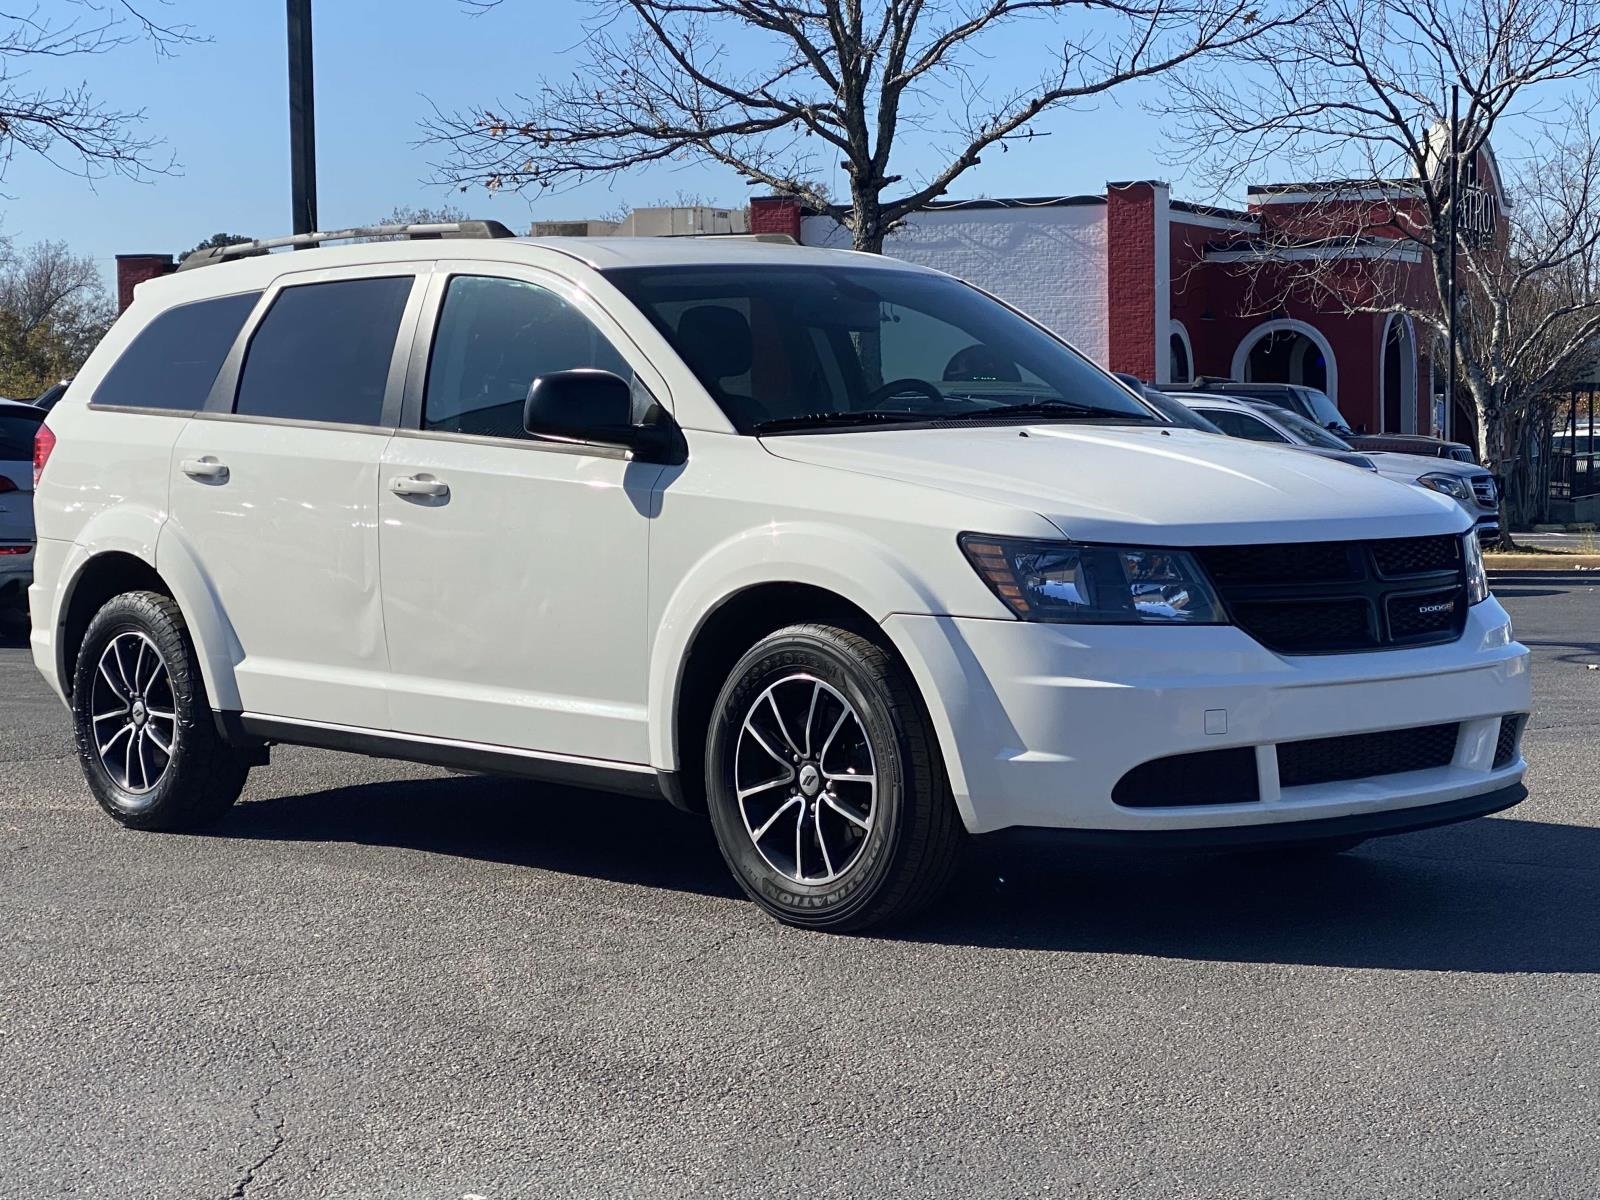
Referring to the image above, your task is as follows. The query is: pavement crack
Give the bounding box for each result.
[227,1040,292,1200]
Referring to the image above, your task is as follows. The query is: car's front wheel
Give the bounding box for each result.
[70,591,250,831]
[705,623,963,931]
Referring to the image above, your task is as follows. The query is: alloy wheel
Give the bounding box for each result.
[90,631,177,796]
[734,674,877,885]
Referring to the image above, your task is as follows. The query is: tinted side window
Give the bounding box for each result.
[94,292,261,411]
[1204,409,1291,443]
[235,277,412,426]
[423,275,631,440]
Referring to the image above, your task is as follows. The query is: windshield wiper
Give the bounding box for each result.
[945,400,1157,423]
[753,410,929,434]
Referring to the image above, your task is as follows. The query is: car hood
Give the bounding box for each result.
[1365,451,1486,482]
[761,424,1468,545]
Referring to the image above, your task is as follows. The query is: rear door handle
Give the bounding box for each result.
[388,475,449,498]
[180,457,228,481]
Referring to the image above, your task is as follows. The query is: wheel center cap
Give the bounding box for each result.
[798,763,822,797]
[131,700,147,727]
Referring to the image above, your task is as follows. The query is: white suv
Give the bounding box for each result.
[28,224,1531,930]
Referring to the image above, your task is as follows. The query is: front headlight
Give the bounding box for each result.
[1463,531,1489,604]
[960,534,1227,624]
[1417,472,1472,501]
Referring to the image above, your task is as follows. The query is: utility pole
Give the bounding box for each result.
[287,0,318,238]
[1445,85,1459,441]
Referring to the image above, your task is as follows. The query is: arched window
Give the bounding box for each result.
[1230,319,1339,406]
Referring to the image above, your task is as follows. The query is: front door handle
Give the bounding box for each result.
[180,457,228,481]
[388,475,449,499]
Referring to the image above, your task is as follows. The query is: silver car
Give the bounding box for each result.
[0,398,42,617]
[1172,393,1501,541]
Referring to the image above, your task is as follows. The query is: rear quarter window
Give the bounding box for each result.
[93,291,262,411]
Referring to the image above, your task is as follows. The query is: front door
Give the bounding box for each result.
[378,268,665,764]
[166,269,422,728]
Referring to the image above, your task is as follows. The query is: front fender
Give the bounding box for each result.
[646,520,948,774]
[153,520,246,711]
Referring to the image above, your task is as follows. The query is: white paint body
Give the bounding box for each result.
[28,237,1529,837]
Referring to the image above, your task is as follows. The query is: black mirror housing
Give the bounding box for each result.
[523,369,635,445]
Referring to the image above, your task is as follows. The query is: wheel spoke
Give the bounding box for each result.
[741,719,791,770]
[766,690,802,757]
[737,773,793,802]
[145,724,173,756]
[813,802,834,878]
[98,723,133,759]
[123,729,136,790]
[143,708,176,721]
[794,799,806,880]
[823,792,870,830]
[818,706,850,767]
[803,682,820,758]
[824,771,875,787]
[112,638,135,694]
[751,794,802,841]
[97,657,128,701]
[133,640,147,695]
[93,705,131,722]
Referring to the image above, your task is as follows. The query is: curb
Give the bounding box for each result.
[1485,553,1600,573]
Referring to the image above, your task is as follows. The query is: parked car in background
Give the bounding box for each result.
[28,224,1530,931]
[1346,431,1479,465]
[1172,393,1501,541]
[0,398,43,619]
[30,380,71,414]
[1113,372,1226,433]
[1182,378,1353,433]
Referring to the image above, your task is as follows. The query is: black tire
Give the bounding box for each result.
[705,623,964,931]
[70,590,249,831]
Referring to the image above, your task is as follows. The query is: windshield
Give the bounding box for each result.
[1296,387,1350,431]
[1140,388,1224,433]
[1245,401,1353,450]
[605,264,1158,433]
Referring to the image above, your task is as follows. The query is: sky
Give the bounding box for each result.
[0,1,1189,281]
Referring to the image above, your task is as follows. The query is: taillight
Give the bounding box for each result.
[33,423,55,488]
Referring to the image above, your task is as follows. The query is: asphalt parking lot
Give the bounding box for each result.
[2,577,1597,1199]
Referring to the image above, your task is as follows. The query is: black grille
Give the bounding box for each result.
[1199,541,1356,584]
[1112,746,1259,808]
[1370,535,1460,577]
[1232,598,1372,651]
[1278,723,1459,789]
[1493,715,1526,769]
[1195,536,1468,654]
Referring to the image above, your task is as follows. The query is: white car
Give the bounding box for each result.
[1172,393,1502,541]
[28,224,1530,930]
[0,397,44,618]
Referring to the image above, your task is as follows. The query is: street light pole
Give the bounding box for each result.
[287,0,318,238]
[1445,85,1459,441]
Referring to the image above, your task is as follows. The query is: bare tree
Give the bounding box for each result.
[0,2,201,187]
[425,0,1290,253]
[1161,0,1600,541]
[0,238,114,395]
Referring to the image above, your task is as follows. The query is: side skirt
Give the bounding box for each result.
[222,712,670,801]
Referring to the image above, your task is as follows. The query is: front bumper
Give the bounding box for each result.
[885,597,1531,836]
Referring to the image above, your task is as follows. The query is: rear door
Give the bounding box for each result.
[165,266,426,728]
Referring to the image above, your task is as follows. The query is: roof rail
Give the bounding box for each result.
[177,220,518,271]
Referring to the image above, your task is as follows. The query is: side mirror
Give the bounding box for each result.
[522,369,686,464]
[523,369,635,445]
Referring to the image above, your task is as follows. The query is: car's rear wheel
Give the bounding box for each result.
[71,591,250,831]
[705,623,963,931]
